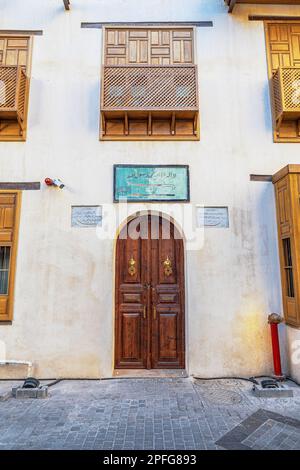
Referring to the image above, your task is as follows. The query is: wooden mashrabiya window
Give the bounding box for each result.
[0,192,21,322]
[265,22,300,142]
[0,35,32,141]
[273,165,300,328]
[100,26,199,140]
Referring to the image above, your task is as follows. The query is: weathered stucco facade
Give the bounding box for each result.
[0,0,300,381]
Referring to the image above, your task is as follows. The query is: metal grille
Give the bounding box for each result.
[0,66,27,121]
[102,65,198,111]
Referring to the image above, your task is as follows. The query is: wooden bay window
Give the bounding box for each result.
[265,22,300,142]
[100,27,199,140]
[0,36,32,141]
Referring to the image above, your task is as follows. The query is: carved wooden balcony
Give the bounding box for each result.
[0,65,28,135]
[100,65,199,140]
[226,1,300,12]
[272,67,300,133]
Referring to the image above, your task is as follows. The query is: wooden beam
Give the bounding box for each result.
[0,29,43,36]
[249,174,272,182]
[249,15,300,21]
[81,21,213,29]
[63,0,70,10]
[228,0,237,13]
[0,182,41,190]
[0,182,40,190]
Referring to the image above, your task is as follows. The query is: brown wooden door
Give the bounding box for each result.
[115,215,185,369]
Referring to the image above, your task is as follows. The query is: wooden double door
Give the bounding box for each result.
[115,215,185,369]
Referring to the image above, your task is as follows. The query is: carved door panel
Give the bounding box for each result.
[115,216,149,368]
[150,216,185,368]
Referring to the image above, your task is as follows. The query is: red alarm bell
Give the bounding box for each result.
[45,177,54,186]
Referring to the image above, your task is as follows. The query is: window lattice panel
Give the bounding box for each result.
[272,69,283,120]
[0,66,18,109]
[273,67,300,114]
[102,65,198,111]
[281,67,300,110]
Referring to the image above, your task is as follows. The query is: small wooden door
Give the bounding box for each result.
[115,215,185,369]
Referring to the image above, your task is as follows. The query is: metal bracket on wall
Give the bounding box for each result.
[250,175,272,182]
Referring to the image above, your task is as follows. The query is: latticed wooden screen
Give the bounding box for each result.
[272,67,300,129]
[0,66,27,124]
[102,65,198,111]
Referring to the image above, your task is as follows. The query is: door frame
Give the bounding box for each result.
[113,210,188,372]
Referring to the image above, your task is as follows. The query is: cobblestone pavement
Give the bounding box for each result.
[0,378,300,450]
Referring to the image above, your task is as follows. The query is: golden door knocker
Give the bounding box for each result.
[128,256,136,276]
[163,256,173,277]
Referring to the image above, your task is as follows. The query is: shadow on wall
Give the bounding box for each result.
[254,182,288,373]
[88,81,100,135]
[263,82,273,133]
[28,78,43,129]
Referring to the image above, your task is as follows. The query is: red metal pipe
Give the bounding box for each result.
[269,318,283,378]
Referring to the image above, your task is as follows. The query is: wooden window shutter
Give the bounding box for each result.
[0,192,21,321]
[104,28,194,66]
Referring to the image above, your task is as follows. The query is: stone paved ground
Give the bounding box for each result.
[0,378,299,450]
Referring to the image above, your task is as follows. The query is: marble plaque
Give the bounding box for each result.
[197,206,229,228]
[71,206,102,228]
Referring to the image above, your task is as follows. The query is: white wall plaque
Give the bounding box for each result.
[197,206,229,228]
[71,206,102,228]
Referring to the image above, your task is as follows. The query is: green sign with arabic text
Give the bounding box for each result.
[114,165,190,202]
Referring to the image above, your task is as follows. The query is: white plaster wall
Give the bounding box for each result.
[0,0,299,379]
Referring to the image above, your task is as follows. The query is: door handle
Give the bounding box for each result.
[153,305,157,320]
[143,305,147,319]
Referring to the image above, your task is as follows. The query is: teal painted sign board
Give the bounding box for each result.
[114,165,190,202]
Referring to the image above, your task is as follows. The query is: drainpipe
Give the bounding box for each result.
[0,360,33,377]
[268,313,284,380]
